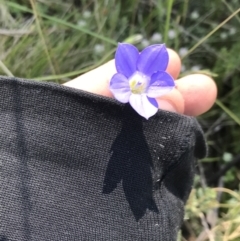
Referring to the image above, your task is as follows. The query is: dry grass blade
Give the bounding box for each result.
[182,8,240,59]
[29,0,56,76]
[215,100,240,126]
[0,60,13,76]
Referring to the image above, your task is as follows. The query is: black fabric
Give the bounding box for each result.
[0,76,206,241]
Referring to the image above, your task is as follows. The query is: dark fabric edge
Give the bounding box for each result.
[0,75,193,122]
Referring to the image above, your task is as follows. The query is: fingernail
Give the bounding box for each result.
[157,100,177,113]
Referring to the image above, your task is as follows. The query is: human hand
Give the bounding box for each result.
[63,48,217,116]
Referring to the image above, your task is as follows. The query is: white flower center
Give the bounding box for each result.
[129,72,149,94]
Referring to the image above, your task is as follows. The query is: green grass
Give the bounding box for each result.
[0,0,240,240]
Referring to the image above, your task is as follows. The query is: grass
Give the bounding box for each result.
[0,0,240,240]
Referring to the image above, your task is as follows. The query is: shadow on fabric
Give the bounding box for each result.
[103,106,159,221]
[11,80,32,240]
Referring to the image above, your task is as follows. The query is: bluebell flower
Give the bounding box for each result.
[109,43,175,119]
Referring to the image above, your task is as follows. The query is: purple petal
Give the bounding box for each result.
[129,94,158,119]
[137,44,169,77]
[110,73,131,103]
[115,43,139,78]
[147,71,175,98]
[147,97,158,108]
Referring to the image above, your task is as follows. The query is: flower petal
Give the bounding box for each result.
[115,43,139,78]
[147,71,175,98]
[129,94,158,119]
[137,44,169,76]
[110,73,131,103]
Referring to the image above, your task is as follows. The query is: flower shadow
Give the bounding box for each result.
[103,106,159,221]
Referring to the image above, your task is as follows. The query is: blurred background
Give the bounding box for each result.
[0,0,240,240]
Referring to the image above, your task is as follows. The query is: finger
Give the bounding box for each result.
[166,48,181,80]
[63,48,181,97]
[64,60,116,97]
[176,74,217,116]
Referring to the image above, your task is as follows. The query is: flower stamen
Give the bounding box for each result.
[129,72,148,94]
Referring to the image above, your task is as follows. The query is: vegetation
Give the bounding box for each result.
[0,0,240,240]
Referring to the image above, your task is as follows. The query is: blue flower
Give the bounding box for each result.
[109,43,175,119]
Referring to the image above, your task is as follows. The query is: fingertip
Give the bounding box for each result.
[176,74,217,116]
